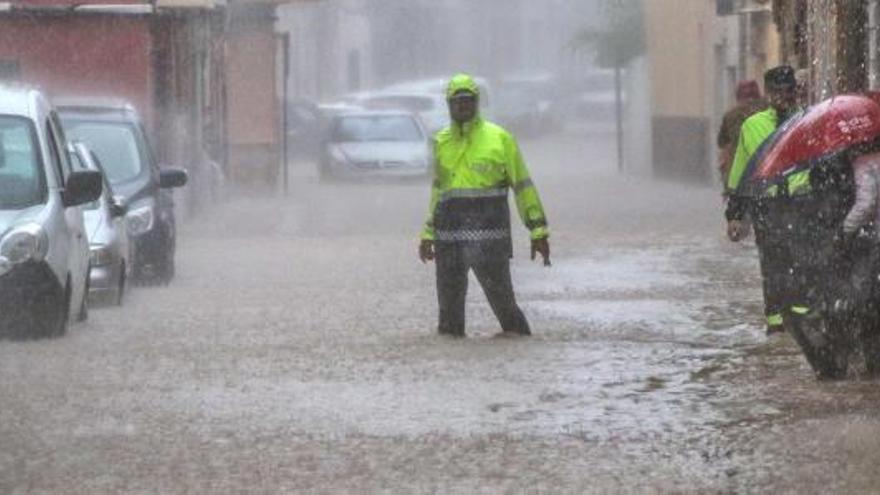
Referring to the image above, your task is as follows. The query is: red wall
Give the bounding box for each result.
[12,1,146,6]
[0,16,153,123]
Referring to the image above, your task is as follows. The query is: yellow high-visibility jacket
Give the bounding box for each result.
[420,117,549,242]
[727,107,779,193]
[421,77,548,245]
[727,106,810,201]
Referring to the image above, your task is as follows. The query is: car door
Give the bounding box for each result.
[46,113,87,311]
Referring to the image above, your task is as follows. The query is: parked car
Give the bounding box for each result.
[494,75,564,136]
[68,141,130,305]
[0,86,103,338]
[56,98,187,285]
[563,69,617,122]
[494,85,544,137]
[285,98,324,161]
[313,101,364,150]
[319,110,431,181]
[384,76,494,116]
[359,92,449,137]
[317,102,365,121]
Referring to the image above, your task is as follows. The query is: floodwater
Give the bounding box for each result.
[2,124,880,492]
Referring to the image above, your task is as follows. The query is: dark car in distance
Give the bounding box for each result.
[57,99,187,285]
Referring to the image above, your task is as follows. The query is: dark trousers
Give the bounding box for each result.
[435,255,531,335]
[753,218,792,324]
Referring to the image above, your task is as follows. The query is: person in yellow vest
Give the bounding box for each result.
[726,65,804,336]
[418,73,550,337]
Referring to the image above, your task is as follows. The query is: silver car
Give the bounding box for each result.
[359,92,450,137]
[0,86,103,338]
[319,111,431,181]
[69,142,130,305]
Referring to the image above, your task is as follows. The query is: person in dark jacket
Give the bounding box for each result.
[717,80,767,189]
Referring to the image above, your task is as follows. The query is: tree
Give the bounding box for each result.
[572,0,645,69]
[571,0,645,172]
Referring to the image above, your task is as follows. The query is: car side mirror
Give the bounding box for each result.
[63,170,103,207]
[110,199,128,218]
[159,167,188,189]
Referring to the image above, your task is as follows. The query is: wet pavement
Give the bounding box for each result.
[2,128,880,492]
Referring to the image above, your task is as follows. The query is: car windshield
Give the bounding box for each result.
[61,120,145,184]
[0,116,45,209]
[332,115,423,142]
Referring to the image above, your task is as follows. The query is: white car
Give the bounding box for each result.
[319,110,431,181]
[383,76,494,116]
[0,86,103,338]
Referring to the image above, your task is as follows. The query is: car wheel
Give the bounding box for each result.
[157,252,175,286]
[77,266,90,322]
[131,259,148,286]
[42,279,71,338]
[116,262,126,306]
[860,326,880,376]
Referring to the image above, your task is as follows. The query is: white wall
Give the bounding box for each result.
[277,0,374,101]
[623,55,652,176]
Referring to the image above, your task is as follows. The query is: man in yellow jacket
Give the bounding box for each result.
[419,73,550,337]
[725,65,803,336]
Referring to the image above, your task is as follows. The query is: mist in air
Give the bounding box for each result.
[4,0,879,492]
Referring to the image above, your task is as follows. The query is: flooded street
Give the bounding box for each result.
[2,127,880,492]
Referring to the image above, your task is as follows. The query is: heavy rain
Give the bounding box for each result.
[2,0,880,492]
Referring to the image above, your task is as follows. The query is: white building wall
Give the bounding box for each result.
[278,0,374,102]
[709,14,744,183]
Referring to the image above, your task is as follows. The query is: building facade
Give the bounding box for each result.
[642,0,780,182]
[278,0,374,101]
[0,0,304,197]
[773,0,869,101]
[0,0,228,211]
[278,0,598,102]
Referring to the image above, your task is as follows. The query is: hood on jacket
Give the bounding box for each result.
[446,73,480,99]
[446,73,482,131]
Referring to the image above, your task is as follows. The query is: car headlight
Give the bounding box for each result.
[330,147,348,164]
[126,205,155,236]
[89,244,114,267]
[0,224,48,265]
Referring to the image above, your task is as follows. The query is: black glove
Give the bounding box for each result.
[419,239,434,263]
[724,195,748,222]
[531,238,551,266]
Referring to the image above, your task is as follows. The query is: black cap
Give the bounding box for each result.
[764,65,796,89]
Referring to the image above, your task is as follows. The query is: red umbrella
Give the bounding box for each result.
[747,94,880,184]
